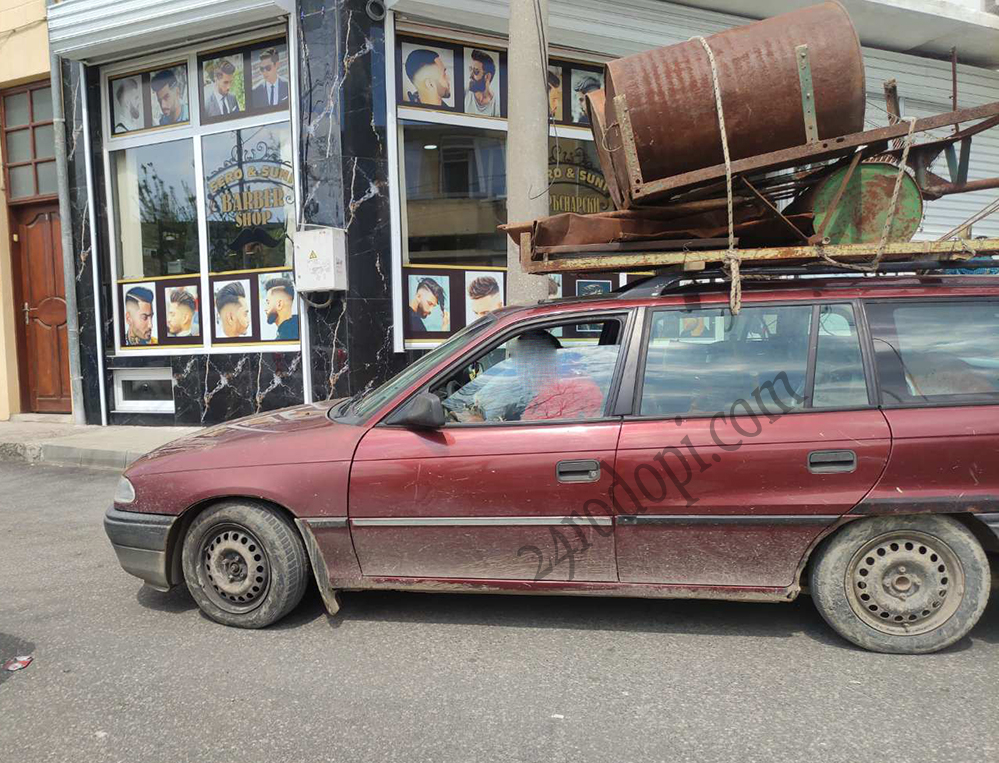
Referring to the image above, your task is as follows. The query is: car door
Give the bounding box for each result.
[348,311,634,583]
[613,301,891,588]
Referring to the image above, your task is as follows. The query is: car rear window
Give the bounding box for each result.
[866,300,999,406]
[639,305,811,417]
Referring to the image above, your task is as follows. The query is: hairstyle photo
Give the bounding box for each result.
[201,53,245,121]
[463,47,502,119]
[259,271,299,342]
[165,285,200,340]
[464,271,504,325]
[212,278,253,340]
[149,65,189,127]
[111,75,146,134]
[250,44,289,111]
[570,68,604,125]
[407,273,451,334]
[547,65,564,122]
[121,282,158,347]
[400,42,456,111]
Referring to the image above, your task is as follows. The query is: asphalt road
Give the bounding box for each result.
[1,462,998,763]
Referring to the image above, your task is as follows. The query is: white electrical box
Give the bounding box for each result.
[294,226,347,292]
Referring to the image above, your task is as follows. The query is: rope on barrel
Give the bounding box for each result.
[818,116,918,272]
[692,35,742,314]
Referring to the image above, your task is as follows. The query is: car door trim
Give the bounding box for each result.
[616,514,839,526]
[351,516,614,526]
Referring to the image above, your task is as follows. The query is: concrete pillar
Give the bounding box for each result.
[506,0,551,306]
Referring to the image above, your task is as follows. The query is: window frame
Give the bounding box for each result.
[0,80,58,205]
[863,296,999,409]
[378,308,637,429]
[99,26,299,358]
[112,367,176,414]
[629,298,878,422]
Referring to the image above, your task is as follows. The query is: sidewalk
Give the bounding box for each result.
[0,418,198,471]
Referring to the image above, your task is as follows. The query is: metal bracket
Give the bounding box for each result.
[796,44,819,144]
[613,93,645,191]
[944,137,972,185]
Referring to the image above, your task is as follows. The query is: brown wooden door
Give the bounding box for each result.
[13,203,71,413]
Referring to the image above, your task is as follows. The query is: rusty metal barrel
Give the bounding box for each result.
[603,1,866,205]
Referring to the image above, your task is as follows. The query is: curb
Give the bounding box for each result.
[0,440,140,471]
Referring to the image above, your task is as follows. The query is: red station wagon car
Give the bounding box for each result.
[105,272,999,653]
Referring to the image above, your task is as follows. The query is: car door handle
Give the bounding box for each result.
[556,459,601,483]
[808,450,857,474]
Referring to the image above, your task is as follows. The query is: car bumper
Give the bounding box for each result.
[104,506,179,591]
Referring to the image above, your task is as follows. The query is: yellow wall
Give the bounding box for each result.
[0,0,50,419]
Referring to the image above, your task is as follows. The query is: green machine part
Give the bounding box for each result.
[792,161,924,244]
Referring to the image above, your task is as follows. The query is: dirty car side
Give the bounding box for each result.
[104,277,999,653]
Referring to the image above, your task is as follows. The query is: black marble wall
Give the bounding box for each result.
[60,0,412,427]
[298,0,413,404]
[63,60,105,426]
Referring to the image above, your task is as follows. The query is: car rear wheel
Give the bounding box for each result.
[810,515,990,654]
[181,501,309,629]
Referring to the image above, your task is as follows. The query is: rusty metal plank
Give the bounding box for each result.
[796,45,819,144]
[629,101,999,203]
[614,93,643,192]
[520,238,999,275]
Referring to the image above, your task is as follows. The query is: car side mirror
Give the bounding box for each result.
[390,392,446,429]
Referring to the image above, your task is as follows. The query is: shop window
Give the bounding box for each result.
[402,125,612,269]
[403,121,507,268]
[102,32,296,354]
[111,139,200,279]
[202,122,294,272]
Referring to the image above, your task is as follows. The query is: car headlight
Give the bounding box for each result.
[114,476,136,505]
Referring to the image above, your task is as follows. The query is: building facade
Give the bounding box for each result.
[0,0,60,420]
[34,0,999,427]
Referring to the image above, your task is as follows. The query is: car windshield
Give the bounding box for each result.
[340,315,497,421]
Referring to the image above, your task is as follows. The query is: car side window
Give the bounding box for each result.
[866,300,999,405]
[812,304,869,408]
[432,318,624,424]
[639,305,810,417]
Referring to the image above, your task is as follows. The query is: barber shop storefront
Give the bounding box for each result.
[46,0,999,427]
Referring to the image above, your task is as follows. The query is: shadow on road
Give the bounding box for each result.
[133,578,999,653]
[330,588,850,645]
[136,584,197,614]
[0,633,36,686]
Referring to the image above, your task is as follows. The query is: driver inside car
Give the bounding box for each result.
[442,330,605,423]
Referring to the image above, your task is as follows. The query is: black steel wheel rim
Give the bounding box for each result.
[199,523,272,614]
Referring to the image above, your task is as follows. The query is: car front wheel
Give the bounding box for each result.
[181,501,309,628]
[810,515,991,654]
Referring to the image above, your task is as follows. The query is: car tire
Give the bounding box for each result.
[181,501,309,629]
[810,515,990,654]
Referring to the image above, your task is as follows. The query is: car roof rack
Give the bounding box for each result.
[614,258,999,298]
